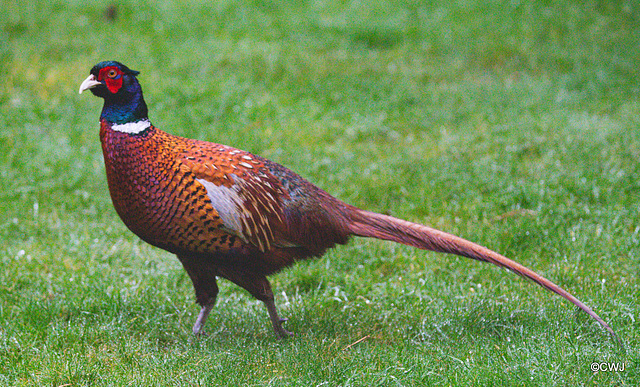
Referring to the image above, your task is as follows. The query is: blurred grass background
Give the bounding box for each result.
[1,0,639,385]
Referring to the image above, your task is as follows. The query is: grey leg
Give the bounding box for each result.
[177,254,219,336]
[264,296,293,339]
[218,269,294,338]
[193,300,216,335]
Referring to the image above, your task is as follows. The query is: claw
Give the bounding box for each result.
[274,318,293,339]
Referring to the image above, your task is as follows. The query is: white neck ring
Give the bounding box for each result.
[111,119,151,134]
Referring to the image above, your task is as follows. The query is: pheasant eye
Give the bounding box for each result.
[107,69,118,78]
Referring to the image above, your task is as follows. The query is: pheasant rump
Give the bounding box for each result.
[79,61,617,340]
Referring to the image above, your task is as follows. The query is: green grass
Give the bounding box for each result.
[1,0,639,385]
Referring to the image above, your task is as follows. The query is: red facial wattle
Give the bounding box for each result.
[98,66,124,93]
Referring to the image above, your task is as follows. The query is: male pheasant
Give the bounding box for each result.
[79,61,617,340]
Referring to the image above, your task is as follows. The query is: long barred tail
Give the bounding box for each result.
[347,209,619,343]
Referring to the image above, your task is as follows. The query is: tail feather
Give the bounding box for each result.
[348,209,619,343]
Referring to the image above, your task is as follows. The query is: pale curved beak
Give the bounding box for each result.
[78,74,101,94]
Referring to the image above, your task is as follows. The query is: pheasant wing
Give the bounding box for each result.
[180,146,290,252]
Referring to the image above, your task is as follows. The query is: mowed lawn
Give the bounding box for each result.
[1,0,639,385]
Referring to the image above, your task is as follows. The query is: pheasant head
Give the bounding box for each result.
[79,61,148,127]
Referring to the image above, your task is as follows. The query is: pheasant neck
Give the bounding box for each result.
[100,86,149,128]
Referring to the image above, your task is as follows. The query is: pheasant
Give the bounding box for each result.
[79,61,617,341]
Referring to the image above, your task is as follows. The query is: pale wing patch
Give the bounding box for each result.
[196,178,248,243]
